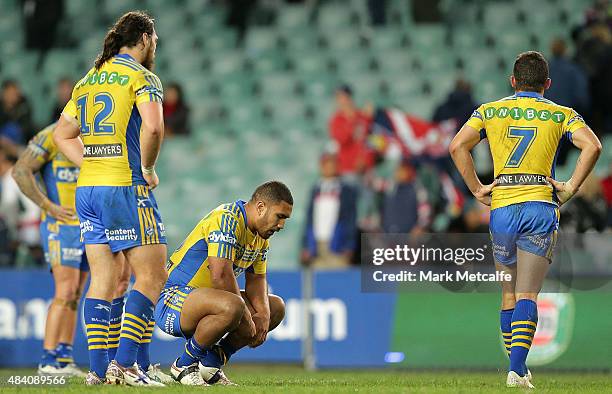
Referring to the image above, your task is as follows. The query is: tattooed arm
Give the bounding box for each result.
[12,145,76,222]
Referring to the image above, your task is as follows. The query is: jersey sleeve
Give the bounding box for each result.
[133,70,163,105]
[62,98,78,119]
[28,127,56,163]
[562,109,587,141]
[465,105,487,140]
[206,211,239,261]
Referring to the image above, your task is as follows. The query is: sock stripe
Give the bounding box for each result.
[119,332,141,342]
[123,319,147,333]
[512,327,535,334]
[88,337,108,344]
[512,335,533,341]
[511,320,537,327]
[87,330,109,337]
[109,322,122,329]
[124,313,148,328]
[56,357,73,363]
[511,342,531,349]
[86,324,109,330]
[122,325,145,337]
[88,344,107,350]
[107,343,119,349]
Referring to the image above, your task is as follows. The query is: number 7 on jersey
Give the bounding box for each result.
[505,127,537,168]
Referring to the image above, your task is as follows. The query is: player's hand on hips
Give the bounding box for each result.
[142,166,159,189]
[249,313,270,348]
[44,200,77,222]
[547,177,577,205]
[473,180,496,206]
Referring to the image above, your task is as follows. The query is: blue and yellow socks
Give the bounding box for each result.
[500,308,514,358]
[55,343,74,367]
[115,290,155,368]
[200,337,238,368]
[84,298,111,378]
[40,349,57,367]
[510,299,538,376]
[107,295,126,360]
[176,337,210,367]
[137,319,156,370]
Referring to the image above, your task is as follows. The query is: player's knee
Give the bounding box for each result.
[114,277,130,298]
[220,294,246,328]
[55,279,80,303]
[269,295,286,330]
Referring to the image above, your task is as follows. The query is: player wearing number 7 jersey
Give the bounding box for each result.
[449,51,602,389]
[53,11,169,386]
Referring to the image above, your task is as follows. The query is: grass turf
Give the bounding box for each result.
[0,365,610,393]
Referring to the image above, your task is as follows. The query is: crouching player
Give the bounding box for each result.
[155,181,292,385]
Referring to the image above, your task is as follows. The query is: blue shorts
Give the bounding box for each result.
[76,185,166,253]
[154,285,195,338]
[40,220,89,271]
[489,201,559,265]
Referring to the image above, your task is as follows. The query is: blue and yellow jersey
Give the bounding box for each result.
[466,91,587,210]
[166,200,269,289]
[62,53,163,187]
[29,124,79,225]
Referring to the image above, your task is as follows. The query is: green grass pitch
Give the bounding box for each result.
[0,365,610,393]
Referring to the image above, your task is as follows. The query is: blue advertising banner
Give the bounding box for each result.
[0,269,396,368]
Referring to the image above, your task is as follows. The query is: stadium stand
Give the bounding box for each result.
[0,0,608,267]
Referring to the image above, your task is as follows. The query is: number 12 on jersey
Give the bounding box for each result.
[75,92,116,136]
[505,127,537,168]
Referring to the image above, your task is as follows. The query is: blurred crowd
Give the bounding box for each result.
[301,0,612,268]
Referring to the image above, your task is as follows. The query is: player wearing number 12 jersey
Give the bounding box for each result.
[450,51,601,388]
[53,11,170,386]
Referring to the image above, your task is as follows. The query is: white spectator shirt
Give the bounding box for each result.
[313,179,341,242]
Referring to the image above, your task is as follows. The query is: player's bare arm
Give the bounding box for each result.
[53,114,84,167]
[244,271,271,347]
[12,145,76,222]
[137,100,164,189]
[449,123,496,206]
[547,126,602,205]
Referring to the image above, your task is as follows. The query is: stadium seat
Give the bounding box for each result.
[320,27,364,51]
[245,28,281,52]
[331,51,375,75]
[409,24,447,52]
[376,51,416,74]
[208,52,246,76]
[247,50,290,75]
[288,50,331,74]
[277,4,310,31]
[317,4,355,31]
[257,73,298,98]
[367,27,409,50]
[298,73,339,100]
[279,28,319,51]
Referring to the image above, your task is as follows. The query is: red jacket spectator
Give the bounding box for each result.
[328,85,374,175]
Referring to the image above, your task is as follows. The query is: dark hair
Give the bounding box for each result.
[251,181,293,206]
[166,82,184,105]
[95,11,155,69]
[1,79,18,90]
[513,51,549,92]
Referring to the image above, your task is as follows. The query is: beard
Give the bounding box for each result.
[142,45,155,71]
